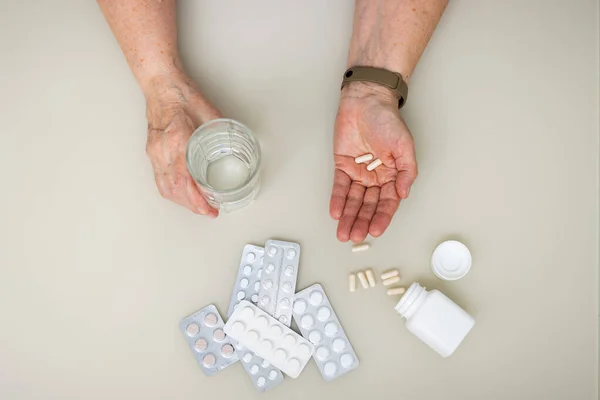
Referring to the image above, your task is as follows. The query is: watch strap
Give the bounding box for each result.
[341,66,408,109]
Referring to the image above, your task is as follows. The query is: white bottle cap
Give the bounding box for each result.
[431,240,472,281]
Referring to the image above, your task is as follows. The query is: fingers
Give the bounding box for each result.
[395,150,418,200]
[369,181,400,238]
[349,186,380,243]
[329,169,352,220]
[336,182,366,242]
[154,168,218,217]
[185,175,218,218]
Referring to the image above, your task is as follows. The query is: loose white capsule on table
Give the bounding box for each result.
[354,153,374,164]
[365,268,376,287]
[366,158,383,171]
[348,273,357,292]
[382,275,401,286]
[351,243,370,252]
[357,271,369,289]
[381,269,400,280]
[387,287,406,296]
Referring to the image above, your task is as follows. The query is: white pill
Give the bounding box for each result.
[301,314,315,329]
[240,278,249,288]
[293,299,307,314]
[340,353,355,368]
[354,153,374,164]
[259,339,274,353]
[287,249,296,258]
[254,281,260,291]
[243,265,252,275]
[204,313,218,327]
[255,316,268,329]
[256,376,266,387]
[297,343,311,358]
[278,316,288,324]
[324,361,338,376]
[316,346,330,361]
[284,266,294,276]
[185,323,200,337]
[236,291,246,301]
[263,279,273,289]
[309,291,323,306]
[325,322,339,337]
[332,338,347,353]
[352,243,370,252]
[194,338,207,352]
[279,298,290,308]
[247,330,260,343]
[241,306,255,319]
[261,296,271,306]
[261,359,271,368]
[257,269,262,279]
[282,334,296,347]
[387,287,406,296]
[357,271,369,289]
[317,306,331,321]
[366,158,382,171]
[274,348,287,361]
[202,354,216,368]
[266,263,275,273]
[243,353,253,363]
[268,370,278,380]
[382,276,401,286]
[282,281,292,292]
[251,294,259,303]
[381,269,400,280]
[271,325,283,337]
[246,252,256,262]
[213,328,225,342]
[231,321,246,335]
[221,344,234,358]
[249,364,259,374]
[308,330,322,344]
[349,273,357,292]
[365,268,376,287]
[287,358,301,374]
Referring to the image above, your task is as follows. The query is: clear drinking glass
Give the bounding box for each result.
[186,118,261,213]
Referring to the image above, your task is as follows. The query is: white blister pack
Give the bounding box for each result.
[258,240,300,326]
[224,300,315,378]
[227,245,285,391]
[293,284,359,381]
[179,305,239,376]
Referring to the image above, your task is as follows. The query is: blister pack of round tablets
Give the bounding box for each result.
[179,304,239,376]
[292,284,360,382]
[258,240,300,326]
[227,245,285,391]
[224,300,315,378]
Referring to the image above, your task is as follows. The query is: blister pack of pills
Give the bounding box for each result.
[258,240,300,326]
[224,301,315,378]
[179,305,239,376]
[292,284,359,381]
[227,245,285,391]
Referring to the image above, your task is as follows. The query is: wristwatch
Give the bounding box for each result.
[341,66,408,109]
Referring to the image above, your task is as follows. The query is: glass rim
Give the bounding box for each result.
[185,118,261,195]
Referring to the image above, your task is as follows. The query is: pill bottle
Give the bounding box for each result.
[186,118,261,213]
[394,283,474,357]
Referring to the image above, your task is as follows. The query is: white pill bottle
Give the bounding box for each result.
[394,283,475,357]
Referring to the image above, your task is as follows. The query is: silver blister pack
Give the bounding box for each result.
[227,244,285,391]
[258,240,300,326]
[292,284,360,381]
[179,304,239,376]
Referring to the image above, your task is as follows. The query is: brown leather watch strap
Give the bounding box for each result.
[341,66,408,109]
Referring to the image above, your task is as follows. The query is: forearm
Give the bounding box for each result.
[348,0,448,82]
[97,0,184,96]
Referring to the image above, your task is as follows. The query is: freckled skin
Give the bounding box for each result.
[97,0,447,240]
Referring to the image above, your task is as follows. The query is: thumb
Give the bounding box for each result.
[395,154,418,200]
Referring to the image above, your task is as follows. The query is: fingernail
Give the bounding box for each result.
[208,209,218,219]
[404,187,411,198]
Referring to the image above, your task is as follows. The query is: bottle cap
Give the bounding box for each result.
[431,240,472,281]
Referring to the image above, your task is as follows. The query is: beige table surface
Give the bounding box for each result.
[0,1,598,399]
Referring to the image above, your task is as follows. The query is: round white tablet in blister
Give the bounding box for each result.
[232,321,246,335]
[268,370,278,380]
[243,353,253,363]
[282,334,296,347]
[247,330,260,343]
[259,340,274,353]
[221,344,234,358]
[309,291,323,306]
[249,364,259,374]
[323,361,337,377]
[279,298,290,308]
[332,338,346,353]
[240,278,249,288]
[255,316,268,329]
[263,279,273,289]
[202,354,216,368]
[268,246,277,256]
[204,313,218,327]
[194,338,208,352]
[340,353,355,368]
[282,282,292,292]
[246,252,256,262]
[254,281,260,291]
[316,346,330,361]
[284,266,294,276]
[308,330,322,344]
[287,358,301,374]
[325,322,338,337]
[278,316,287,324]
[240,306,255,319]
[293,299,307,314]
[236,291,246,301]
[243,265,252,275]
[297,343,311,358]
[257,269,262,279]
[261,359,270,368]
[213,328,225,342]
[317,307,331,321]
[266,263,275,273]
[287,249,296,258]
[186,323,200,337]
[301,314,314,329]
[271,325,283,337]
[257,376,266,387]
[274,348,287,361]
[251,294,259,303]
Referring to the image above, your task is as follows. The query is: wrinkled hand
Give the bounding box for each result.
[145,72,222,217]
[330,82,418,242]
